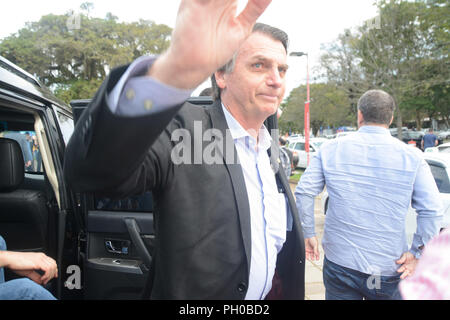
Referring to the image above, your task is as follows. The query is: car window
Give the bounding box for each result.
[408,132,423,139]
[295,143,305,151]
[56,111,74,145]
[95,192,153,212]
[0,131,43,174]
[313,142,324,148]
[427,163,450,194]
[439,146,450,153]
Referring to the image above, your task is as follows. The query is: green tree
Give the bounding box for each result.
[0,6,172,103]
[279,83,353,136]
[319,0,449,136]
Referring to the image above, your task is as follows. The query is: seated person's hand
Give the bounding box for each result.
[3,251,58,285]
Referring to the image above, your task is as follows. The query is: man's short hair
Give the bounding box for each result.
[199,87,213,97]
[211,23,289,101]
[357,90,396,126]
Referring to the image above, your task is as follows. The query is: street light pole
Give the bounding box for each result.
[289,51,311,166]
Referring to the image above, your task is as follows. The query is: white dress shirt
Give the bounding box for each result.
[221,105,287,299]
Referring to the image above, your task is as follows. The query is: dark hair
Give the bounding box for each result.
[199,87,213,97]
[357,90,396,125]
[211,23,289,101]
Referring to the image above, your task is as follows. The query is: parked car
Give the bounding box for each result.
[438,131,450,140]
[395,130,424,149]
[321,152,450,246]
[424,142,450,154]
[405,152,450,245]
[391,130,443,150]
[286,134,303,144]
[287,137,327,169]
[0,56,225,300]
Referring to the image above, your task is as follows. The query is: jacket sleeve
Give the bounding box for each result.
[63,65,186,198]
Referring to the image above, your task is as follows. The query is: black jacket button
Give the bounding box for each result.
[237,282,247,293]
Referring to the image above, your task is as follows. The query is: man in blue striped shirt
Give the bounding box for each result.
[295,90,443,300]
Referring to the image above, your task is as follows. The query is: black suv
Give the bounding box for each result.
[0,56,163,300]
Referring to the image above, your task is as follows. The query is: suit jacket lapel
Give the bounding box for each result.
[207,101,252,272]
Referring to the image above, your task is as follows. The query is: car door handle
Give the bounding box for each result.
[105,240,129,255]
[124,218,153,270]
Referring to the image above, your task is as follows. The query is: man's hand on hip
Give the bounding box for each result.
[148,0,272,89]
[305,237,320,262]
[396,252,418,280]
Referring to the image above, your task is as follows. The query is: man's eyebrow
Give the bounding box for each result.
[250,56,289,70]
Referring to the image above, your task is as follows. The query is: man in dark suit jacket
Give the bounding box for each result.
[64,0,305,299]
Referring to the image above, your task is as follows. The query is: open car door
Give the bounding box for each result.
[69,97,218,299]
[70,99,157,299]
[69,97,278,299]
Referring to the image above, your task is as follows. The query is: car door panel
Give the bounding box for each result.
[83,208,154,299]
[69,97,220,299]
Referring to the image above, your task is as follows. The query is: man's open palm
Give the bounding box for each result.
[149,0,272,89]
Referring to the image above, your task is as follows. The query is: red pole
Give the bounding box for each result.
[305,54,310,166]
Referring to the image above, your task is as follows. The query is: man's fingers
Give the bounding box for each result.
[314,250,320,261]
[236,0,272,29]
[396,254,406,265]
[36,254,58,284]
[399,269,410,280]
[27,271,44,285]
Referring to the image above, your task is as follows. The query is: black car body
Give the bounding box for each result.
[0,56,158,299]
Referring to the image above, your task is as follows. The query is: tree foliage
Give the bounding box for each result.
[279,83,353,135]
[0,4,172,103]
[311,0,449,135]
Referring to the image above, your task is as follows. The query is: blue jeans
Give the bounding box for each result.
[0,236,56,300]
[323,256,402,300]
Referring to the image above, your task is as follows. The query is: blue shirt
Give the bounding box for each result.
[422,133,438,150]
[295,126,443,276]
[107,55,288,299]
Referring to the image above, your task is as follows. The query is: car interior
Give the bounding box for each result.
[0,105,61,289]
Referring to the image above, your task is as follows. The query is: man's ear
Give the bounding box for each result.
[214,70,227,90]
[357,110,364,127]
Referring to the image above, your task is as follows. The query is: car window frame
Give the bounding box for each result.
[425,159,450,194]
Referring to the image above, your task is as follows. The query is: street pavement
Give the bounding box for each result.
[289,181,326,300]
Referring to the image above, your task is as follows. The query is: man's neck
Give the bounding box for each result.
[359,122,389,129]
[222,103,265,141]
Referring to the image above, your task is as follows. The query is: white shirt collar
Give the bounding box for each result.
[221,103,273,152]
